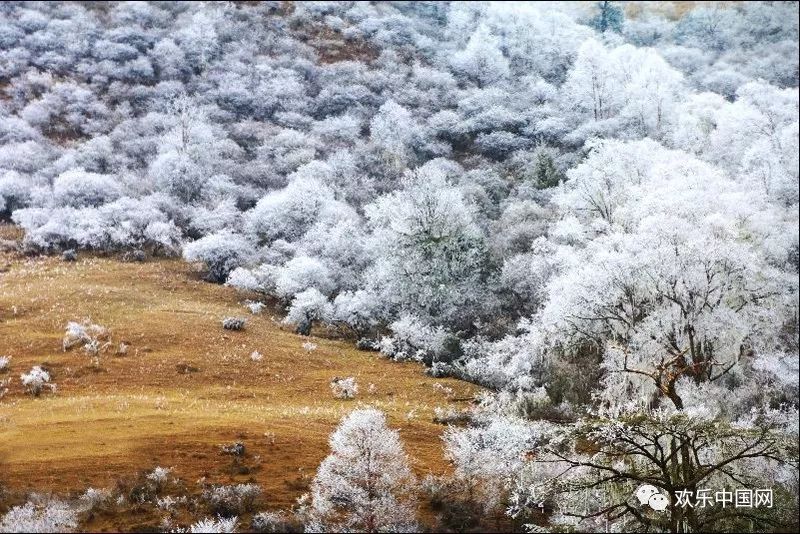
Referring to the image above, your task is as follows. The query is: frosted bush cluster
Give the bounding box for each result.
[221,317,246,331]
[0,497,78,533]
[62,320,109,353]
[20,366,54,396]
[201,484,261,516]
[330,376,358,400]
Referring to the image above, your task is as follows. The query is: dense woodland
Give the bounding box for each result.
[0,1,798,532]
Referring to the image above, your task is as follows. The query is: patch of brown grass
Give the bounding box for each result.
[0,226,480,529]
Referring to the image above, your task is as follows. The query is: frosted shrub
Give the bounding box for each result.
[20,366,54,396]
[82,339,102,357]
[226,266,274,294]
[250,351,263,362]
[52,169,122,208]
[183,231,252,283]
[443,418,536,513]
[251,511,295,533]
[188,516,238,533]
[0,498,78,533]
[146,466,172,492]
[384,315,450,362]
[245,301,265,314]
[283,288,332,336]
[77,487,113,512]
[62,320,108,352]
[121,249,146,262]
[62,249,77,262]
[330,376,358,400]
[221,442,245,456]
[356,338,379,351]
[156,495,186,510]
[0,355,10,372]
[222,317,246,331]
[202,484,262,516]
[302,341,317,353]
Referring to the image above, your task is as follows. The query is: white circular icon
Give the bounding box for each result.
[648,493,670,511]
[635,484,660,505]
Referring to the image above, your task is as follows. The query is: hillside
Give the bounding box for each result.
[0,1,797,531]
[0,225,479,531]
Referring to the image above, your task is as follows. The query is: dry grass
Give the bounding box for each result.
[0,225,480,529]
[624,1,737,21]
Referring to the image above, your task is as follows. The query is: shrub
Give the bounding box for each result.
[246,301,265,314]
[121,249,146,262]
[283,288,332,336]
[52,169,122,208]
[0,355,10,372]
[0,497,78,533]
[145,466,172,493]
[62,320,109,352]
[221,442,245,456]
[62,249,77,261]
[183,231,252,283]
[330,376,358,400]
[222,317,246,331]
[20,366,54,396]
[251,511,299,533]
[356,338,379,351]
[188,516,238,533]
[202,483,262,517]
[77,487,113,512]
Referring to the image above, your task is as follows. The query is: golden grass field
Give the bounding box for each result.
[0,225,480,530]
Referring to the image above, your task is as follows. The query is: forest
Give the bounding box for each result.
[0,1,798,532]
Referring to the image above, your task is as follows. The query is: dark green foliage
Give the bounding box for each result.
[591,1,624,33]
[533,151,562,189]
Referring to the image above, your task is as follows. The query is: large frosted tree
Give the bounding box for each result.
[306,408,418,533]
[364,164,490,329]
[505,139,800,533]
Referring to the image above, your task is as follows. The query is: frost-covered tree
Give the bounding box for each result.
[244,177,336,246]
[450,24,509,87]
[506,405,798,533]
[365,165,489,328]
[443,417,536,514]
[562,39,622,123]
[591,1,623,34]
[183,231,252,283]
[496,138,800,532]
[283,288,332,336]
[549,139,797,411]
[306,408,417,532]
[148,94,239,204]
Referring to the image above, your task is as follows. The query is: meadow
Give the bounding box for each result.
[0,225,479,531]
